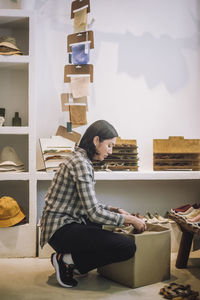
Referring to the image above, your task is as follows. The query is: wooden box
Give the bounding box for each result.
[153,136,200,171]
[93,137,139,171]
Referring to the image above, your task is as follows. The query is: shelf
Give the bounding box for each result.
[0,56,30,69]
[0,223,36,257]
[0,172,30,181]
[94,171,200,180]
[95,171,200,180]
[0,9,31,18]
[36,172,54,181]
[0,126,29,134]
[36,171,200,181]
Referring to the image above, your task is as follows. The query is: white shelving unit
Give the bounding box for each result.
[0,9,36,257]
[94,171,200,181]
[36,171,200,181]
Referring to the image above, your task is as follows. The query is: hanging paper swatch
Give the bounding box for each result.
[71,42,90,65]
[70,76,90,98]
[69,105,87,125]
[74,7,87,33]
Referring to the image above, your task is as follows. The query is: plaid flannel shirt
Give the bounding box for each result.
[40,147,124,248]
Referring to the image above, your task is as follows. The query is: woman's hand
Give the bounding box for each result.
[123,214,146,233]
[118,208,130,215]
[110,207,130,215]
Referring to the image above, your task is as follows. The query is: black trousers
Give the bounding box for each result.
[49,221,136,274]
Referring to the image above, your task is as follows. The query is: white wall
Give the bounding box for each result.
[35,0,200,171]
[32,0,200,219]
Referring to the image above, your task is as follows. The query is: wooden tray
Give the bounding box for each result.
[153,137,200,171]
[153,136,200,154]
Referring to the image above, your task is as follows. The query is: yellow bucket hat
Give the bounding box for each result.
[0,196,25,227]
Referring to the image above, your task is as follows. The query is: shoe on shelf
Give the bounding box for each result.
[187,214,200,223]
[193,223,200,229]
[186,220,200,229]
[51,253,78,288]
[183,208,200,220]
[154,212,169,224]
[171,204,191,213]
[175,206,196,216]
[145,212,158,224]
[164,211,176,224]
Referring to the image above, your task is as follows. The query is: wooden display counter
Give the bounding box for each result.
[169,214,200,268]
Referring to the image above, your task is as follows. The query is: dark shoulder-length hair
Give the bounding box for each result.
[79,120,118,160]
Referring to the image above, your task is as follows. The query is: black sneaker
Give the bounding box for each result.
[51,253,78,288]
[51,253,88,278]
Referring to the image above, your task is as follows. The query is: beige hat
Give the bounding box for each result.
[0,36,22,54]
[0,146,23,167]
[0,196,25,227]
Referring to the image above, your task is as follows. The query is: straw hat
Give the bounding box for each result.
[0,196,25,227]
[0,146,23,166]
[0,36,22,54]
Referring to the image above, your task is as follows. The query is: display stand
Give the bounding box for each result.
[169,214,200,268]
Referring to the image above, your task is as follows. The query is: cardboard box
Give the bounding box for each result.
[98,224,171,288]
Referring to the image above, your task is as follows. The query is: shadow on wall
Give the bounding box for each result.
[94,30,200,93]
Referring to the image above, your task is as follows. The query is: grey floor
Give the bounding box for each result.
[0,251,200,300]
